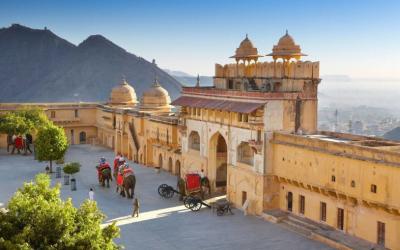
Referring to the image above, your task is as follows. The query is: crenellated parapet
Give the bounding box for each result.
[215,60,319,79]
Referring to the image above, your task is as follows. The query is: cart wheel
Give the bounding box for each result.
[190,200,202,211]
[184,196,196,208]
[183,196,191,208]
[158,184,169,197]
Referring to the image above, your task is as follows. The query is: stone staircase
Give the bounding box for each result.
[262,209,386,250]
[128,122,140,152]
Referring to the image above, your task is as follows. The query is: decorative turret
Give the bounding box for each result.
[108,77,138,106]
[230,34,263,63]
[267,30,307,61]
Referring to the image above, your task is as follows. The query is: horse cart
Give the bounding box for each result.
[158,173,211,211]
[158,174,233,215]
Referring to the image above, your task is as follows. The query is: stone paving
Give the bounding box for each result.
[0,145,332,250]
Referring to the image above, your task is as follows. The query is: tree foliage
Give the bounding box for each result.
[0,107,50,135]
[35,123,69,172]
[0,174,120,249]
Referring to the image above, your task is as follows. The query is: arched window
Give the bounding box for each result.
[79,131,86,144]
[189,131,200,150]
[237,142,254,166]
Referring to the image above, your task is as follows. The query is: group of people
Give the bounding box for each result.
[95,154,139,217]
[113,154,134,192]
[7,133,33,155]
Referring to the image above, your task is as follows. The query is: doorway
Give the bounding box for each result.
[168,157,173,172]
[287,192,293,212]
[79,131,86,144]
[337,208,344,230]
[175,160,181,177]
[210,133,227,189]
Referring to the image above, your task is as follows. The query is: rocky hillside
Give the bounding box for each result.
[0,24,182,103]
[383,127,400,141]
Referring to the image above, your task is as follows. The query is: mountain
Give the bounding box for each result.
[163,69,214,87]
[383,127,400,141]
[0,24,182,102]
[163,69,193,77]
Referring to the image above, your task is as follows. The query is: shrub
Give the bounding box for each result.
[63,162,81,175]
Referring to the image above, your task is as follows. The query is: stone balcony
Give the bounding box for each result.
[248,139,263,153]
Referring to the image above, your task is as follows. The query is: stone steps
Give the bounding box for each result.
[262,209,386,250]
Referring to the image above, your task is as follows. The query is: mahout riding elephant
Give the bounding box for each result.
[122,174,136,199]
[100,167,112,188]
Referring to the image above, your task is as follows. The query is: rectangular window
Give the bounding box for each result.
[228,79,234,89]
[337,208,344,230]
[320,202,327,222]
[50,111,56,118]
[196,108,201,116]
[371,184,377,193]
[377,221,385,246]
[238,113,242,122]
[299,195,305,215]
[243,114,249,122]
[74,109,79,118]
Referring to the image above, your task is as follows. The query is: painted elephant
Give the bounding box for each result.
[121,174,136,199]
[100,167,112,188]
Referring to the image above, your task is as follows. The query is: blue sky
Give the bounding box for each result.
[1,0,399,78]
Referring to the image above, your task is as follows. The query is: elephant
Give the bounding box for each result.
[121,174,136,199]
[100,167,112,188]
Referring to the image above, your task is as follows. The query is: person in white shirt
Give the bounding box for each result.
[89,188,95,201]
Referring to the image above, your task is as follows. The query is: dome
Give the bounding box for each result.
[267,30,307,60]
[140,79,171,111]
[109,79,138,106]
[230,34,262,62]
[277,32,296,46]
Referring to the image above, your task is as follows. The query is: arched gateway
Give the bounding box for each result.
[208,132,227,192]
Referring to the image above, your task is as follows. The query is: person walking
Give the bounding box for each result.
[132,198,140,217]
[25,133,33,154]
[89,188,95,201]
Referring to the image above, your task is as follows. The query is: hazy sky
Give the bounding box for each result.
[1,0,399,78]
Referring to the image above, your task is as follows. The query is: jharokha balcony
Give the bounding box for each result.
[248,139,263,153]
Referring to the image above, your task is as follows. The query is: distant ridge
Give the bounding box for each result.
[383,127,400,141]
[0,24,182,102]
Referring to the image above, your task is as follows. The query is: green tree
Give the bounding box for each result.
[0,112,31,135]
[0,174,120,250]
[0,107,51,135]
[35,124,69,172]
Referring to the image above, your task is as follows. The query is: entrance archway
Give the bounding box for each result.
[209,132,227,192]
[175,160,181,177]
[168,157,173,172]
[79,131,86,144]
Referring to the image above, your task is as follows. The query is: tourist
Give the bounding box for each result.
[89,188,95,201]
[6,134,12,152]
[25,133,33,154]
[132,198,140,217]
[199,169,207,185]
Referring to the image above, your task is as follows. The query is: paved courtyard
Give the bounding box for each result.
[0,145,332,250]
